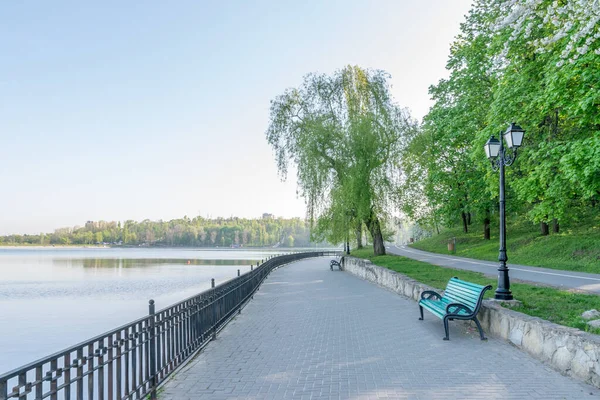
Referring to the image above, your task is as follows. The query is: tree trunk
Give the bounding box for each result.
[366,215,386,256]
[434,214,440,235]
[552,219,559,234]
[467,212,472,226]
[540,221,549,236]
[483,217,491,240]
[355,224,363,249]
[461,212,468,233]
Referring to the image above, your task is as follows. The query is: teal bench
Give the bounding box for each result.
[418,277,492,341]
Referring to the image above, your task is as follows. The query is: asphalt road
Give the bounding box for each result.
[386,245,600,295]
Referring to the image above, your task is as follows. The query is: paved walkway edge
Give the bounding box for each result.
[155,262,295,395]
[343,256,600,388]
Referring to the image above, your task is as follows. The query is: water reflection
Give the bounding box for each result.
[0,248,280,374]
[53,258,259,268]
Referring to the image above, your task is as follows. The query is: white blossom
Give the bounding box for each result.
[493,0,600,65]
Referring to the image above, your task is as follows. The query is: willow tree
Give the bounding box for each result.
[266,66,414,255]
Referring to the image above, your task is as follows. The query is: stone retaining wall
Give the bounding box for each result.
[342,256,600,388]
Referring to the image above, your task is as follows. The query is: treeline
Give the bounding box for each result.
[0,216,314,247]
[400,0,600,237]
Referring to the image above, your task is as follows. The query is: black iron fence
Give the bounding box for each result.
[0,251,338,400]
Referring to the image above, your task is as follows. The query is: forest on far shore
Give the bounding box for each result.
[0,216,316,248]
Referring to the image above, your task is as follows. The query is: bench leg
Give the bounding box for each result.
[473,317,487,341]
[443,316,450,341]
[418,305,424,320]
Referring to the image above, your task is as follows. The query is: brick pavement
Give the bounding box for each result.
[159,257,600,400]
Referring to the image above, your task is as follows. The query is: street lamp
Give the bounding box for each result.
[484,122,525,301]
[345,209,355,255]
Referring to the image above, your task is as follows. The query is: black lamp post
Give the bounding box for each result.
[484,122,525,301]
[345,209,355,255]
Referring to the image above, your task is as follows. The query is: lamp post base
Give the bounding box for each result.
[496,263,512,300]
[494,290,513,301]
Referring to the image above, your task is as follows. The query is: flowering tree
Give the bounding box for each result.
[494,0,600,64]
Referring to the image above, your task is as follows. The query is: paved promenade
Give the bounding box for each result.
[159,257,599,400]
[388,245,600,294]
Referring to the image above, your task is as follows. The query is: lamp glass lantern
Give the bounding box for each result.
[484,136,501,159]
[504,122,525,149]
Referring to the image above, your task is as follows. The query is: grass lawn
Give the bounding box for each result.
[410,215,600,273]
[351,248,600,335]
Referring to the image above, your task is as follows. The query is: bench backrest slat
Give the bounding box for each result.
[443,277,490,311]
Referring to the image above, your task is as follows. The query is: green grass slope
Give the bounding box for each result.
[410,216,600,273]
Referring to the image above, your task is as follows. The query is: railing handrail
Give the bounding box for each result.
[0,251,338,400]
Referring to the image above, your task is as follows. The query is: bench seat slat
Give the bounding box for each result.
[420,299,470,316]
[419,300,446,318]
[449,279,488,290]
[446,291,481,302]
[445,282,482,293]
[444,292,478,306]
[445,282,484,306]
[446,281,484,294]
[444,286,480,300]
[444,291,479,308]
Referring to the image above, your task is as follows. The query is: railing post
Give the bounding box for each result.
[211,290,217,340]
[211,278,215,288]
[251,265,253,271]
[148,300,157,400]
[0,378,6,400]
[237,269,240,277]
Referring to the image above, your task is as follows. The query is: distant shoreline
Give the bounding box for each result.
[0,244,109,248]
[0,244,337,250]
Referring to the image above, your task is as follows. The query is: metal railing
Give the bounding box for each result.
[0,251,339,400]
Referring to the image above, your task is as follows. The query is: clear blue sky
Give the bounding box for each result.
[0,1,472,235]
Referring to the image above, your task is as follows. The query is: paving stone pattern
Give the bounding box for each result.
[159,257,600,400]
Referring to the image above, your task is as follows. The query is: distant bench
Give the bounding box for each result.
[330,257,343,271]
[418,277,492,340]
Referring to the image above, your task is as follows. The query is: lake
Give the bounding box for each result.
[0,247,294,374]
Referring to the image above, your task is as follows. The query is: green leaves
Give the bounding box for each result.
[266,66,415,254]
[404,0,600,232]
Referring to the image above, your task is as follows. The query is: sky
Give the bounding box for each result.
[0,0,473,235]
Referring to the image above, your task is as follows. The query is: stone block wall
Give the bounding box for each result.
[342,256,600,388]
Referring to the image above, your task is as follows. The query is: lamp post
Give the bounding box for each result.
[484,122,525,301]
[345,209,355,255]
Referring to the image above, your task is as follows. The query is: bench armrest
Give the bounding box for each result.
[420,290,442,300]
[446,303,473,315]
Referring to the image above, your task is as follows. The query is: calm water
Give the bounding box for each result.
[0,247,287,374]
